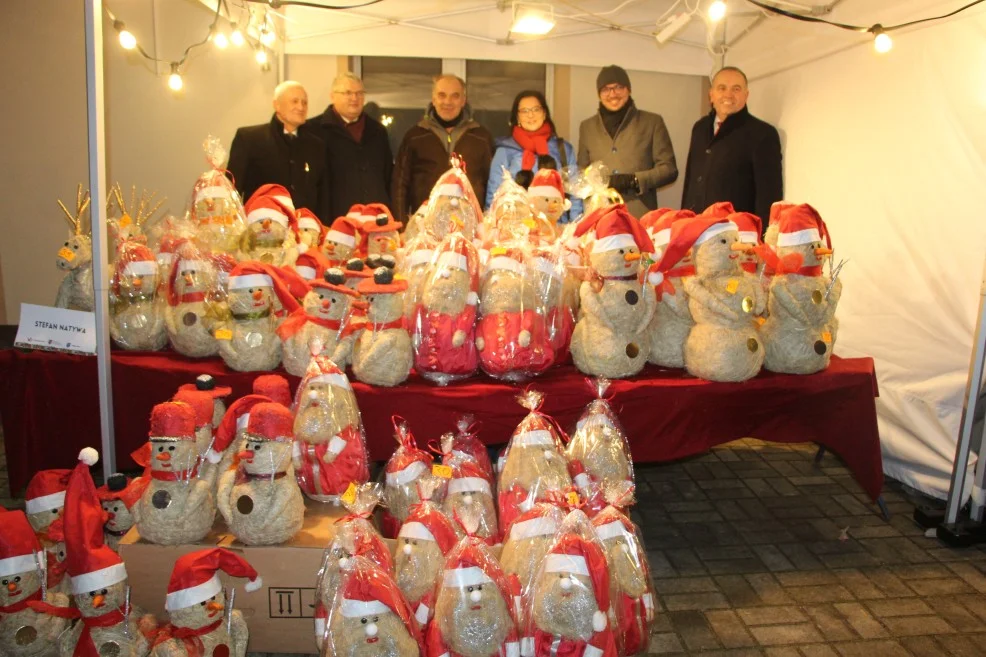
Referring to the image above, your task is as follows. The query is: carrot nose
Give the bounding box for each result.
[207,601,224,612]
[92,594,105,608]
[814,247,833,257]
[132,277,143,288]
[7,582,16,592]
[262,219,271,230]
[624,252,641,262]
[156,452,171,462]
[321,299,330,310]
[184,274,195,286]
[729,242,748,252]
[238,450,254,461]
[325,243,335,253]
[252,290,263,301]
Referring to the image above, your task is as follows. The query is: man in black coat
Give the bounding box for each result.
[305,72,393,221]
[227,81,331,222]
[681,67,783,229]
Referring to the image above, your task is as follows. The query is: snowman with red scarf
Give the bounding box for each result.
[97,474,148,552]
[278,268,360,377]
[0,508,71,657]
[57,448,159,657]
[149,548,260,657]
[643,210,697,369]
[237,196,298,267]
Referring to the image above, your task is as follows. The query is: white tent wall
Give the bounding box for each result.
[0,0,277,324]
[732,8,986,499]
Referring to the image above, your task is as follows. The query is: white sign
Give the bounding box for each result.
[15,303,97,355]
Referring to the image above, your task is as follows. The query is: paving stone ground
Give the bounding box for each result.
[3,426,984,656]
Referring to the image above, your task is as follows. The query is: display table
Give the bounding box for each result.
[0,348,882,500]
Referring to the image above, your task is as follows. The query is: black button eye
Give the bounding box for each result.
[113,506,119,512]
[89,591,96,598]
[255,444,263,451]
[360,617,368,625]
[467,585,474,592]
[168,446,175,452]
[372,616,379,623]
[73,245,79,250]
[157,446,164,452]
[53,509,59,514]
[1,579,6,586]
[619,249,625,254]
[720,238,727,244]
[101,589,107,595]
[63,242,69,247]
[200,600,207,606]
[58,551,65,558]
[14,577,20,583]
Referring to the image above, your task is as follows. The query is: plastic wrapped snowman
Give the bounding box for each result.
[238,196,299,267]
[23,470,71,596]
[352,267,413,387]
[565,379,635,505]
[278,268,360,377]
[187,136,247,255]
[500,503,566,628]
[164,242,226,358]
[110,241,168,351]
[393,500,459,632]
[643,209,697,368]
[380,417,434,538]
[319,217,360,268]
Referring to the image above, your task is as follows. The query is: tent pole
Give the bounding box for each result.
[84,0,117,477]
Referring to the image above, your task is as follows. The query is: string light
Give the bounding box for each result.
[213,27,229,49]
[708,1,727,23]
[255,47,269,65]
[114,20,137,50]
[260,27,276,47]
[230,23,245,47]
[168,63,183,91]
[871,26,893,53]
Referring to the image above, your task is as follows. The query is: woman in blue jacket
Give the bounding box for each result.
[486,90,583,223]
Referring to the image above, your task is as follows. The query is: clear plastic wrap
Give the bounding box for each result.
[278,268,361,377]
[238,195,299,267]
[380,416,433,538]
[352,267,413,387]
[319,216,360,268]
[528,168,573,237]
[427,536,520,657]
[497,390,576,536]
[569,162,623,219]
[529,243,575,368]
[523,509,618,657]
[215,402,304,546]
[291,356,370,504]
[438,434,499,544]
[188,136,247,255]
[419,155,482,243]
[592,505,656,656]
[483,188,539,247]
[110,240,168,351]
[361,211,403,259]
[447,415,494,483]
[164,240,228,358]
[499,503,566,627]
[393,500,459,627]
[317,556,424,657]
[399,237,437,322]
[107,184,166,255]
[411,232,480,385]
[294,207,327,253]
[566,378,635,506]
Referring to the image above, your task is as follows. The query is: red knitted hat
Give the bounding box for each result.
[337,560,423,652]
[322,217,359,249]
[227,261,305,314]
[172,390,215,429]
[208,394,272,463]
[729,212,763,245]
[434,234,480,304]
[245,402,294,443]
[702,201,736,218]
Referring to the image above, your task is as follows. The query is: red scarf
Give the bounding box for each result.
[369,317,407,332]
[513,124,553,170]
[151,464,199,482]
[276,309,344,340]
[234,468,288,485]
[74,607,127,657]
[25,592,79,618]
[2,589,41,614]
[152,619,223,657]
[179,291,207,304]
[654,265,697,302]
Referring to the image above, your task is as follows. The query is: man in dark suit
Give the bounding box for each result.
[305,72,393,221]
[681,66,783,229]
[227,81,331,221]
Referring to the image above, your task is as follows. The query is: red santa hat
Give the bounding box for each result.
[208,394,272,463]
[96,473,148,511]
[510,410,563,450]
[434,235,480,305]
[300,354,353,392]
[245,402,294,443]
[405,241,436,270]
[294,208,327,249]
[64,447,129,594]
[648,215,736,286]
[775,204,831,249]
[112,242,158,295]
[441,538,514,613]
[293,249,332,282]
[574,204,655,255]
[156,233,184,270]
[591,505,638,544]
[247,183,296,214]
[384,417,432,489]
[338,561,423,651]
[322,217,359,250]
[178,374,232,400]
[398,504,460,555]
[729,212,763,245]
[702,201,736,218]
[166,243,213,307]
[447,458,493,498]
[0,509,45,578]
[171,390,215,430]
[243,196,291,231]
[165,547,262,611]
[149,401,197,442]
[543,532,611,633]
[768,201,797,227]
[433,169,469,200]
[25,469,72,515]
[647,209,696,250]
[227,261,304,315]
[253,374,292,407]
[507,503,564,542]
[529,169,572,207]
[487,246,526,276]
[638,208,674,230]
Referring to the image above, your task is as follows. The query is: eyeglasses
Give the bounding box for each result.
[334,90,366,98]
[600,84,627,96]
[518,107,545,116]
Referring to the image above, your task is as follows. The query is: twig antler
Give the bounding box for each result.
[111,184,166,229]
[57,184,91,236]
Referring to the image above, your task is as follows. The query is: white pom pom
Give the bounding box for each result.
[462,494,473,505]
[339,557,349,568]
[79,447,99,466]
[365,623,378,638]
[560,577,572,591]
[470,589,481,603]
[543,450,553,461]
[245,577,263,593]
[206,449,222,465]
[403,544,412,555]
[593,610,607,633]
[648,271,664,286]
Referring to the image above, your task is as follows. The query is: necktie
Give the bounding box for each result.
[714,120,723,135]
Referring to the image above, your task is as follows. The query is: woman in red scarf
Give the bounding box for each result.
[486,90,583,223]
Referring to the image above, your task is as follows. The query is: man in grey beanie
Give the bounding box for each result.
[577,65,678,218]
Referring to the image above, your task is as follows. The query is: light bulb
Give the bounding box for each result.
[230,25,245,47]
[874,32,892,53]
[708,0,727,22]
[213,30,229,49]
[260,29,276,47]
[168,64,183,92]
[119,29,137,50]
[255,49,268,65]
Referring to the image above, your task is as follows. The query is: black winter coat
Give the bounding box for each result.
[681,106,783,229]
[305,107,393,221]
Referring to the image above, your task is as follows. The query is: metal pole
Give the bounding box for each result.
[944,255,986,524]
[84,0,117,477]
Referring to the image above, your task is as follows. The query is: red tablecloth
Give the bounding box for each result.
[0,348,882,500]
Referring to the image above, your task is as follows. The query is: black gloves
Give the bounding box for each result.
[608,173,639,195]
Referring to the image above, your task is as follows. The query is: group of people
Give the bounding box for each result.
[227,63,782,231]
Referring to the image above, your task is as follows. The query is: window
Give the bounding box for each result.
[465,60,547,141]
[359,56,443,155]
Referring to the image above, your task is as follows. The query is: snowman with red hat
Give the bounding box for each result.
[427,537,521,657]
[761,204,841,374]
[523,510,618,657]
[216,403,304,546]
[570,205,656,379]
[110,241,167,351]
[149,548,261,657]
[57,448,159,657]
[642,211,697,368]
[214,262,306,372]
[380,418,434,538]
[133,403,217,546]
[177,375,232,431]
[291,356,370,504]
[278,268,361,377]
[24,469,72,595]
[528,168,572,232]
[360,207,404,260]
[164,242,224,358]
[392,501,459,632]
[665,214,765,382]
[353,266,414,387]
[237,196,298,267]
[763,200,797,250]
[421,160,482,243]
[97,473,149,552]
[171,389,220,484]
[293,208,326,254]
[0,508,72,657]
[319,217,360,268]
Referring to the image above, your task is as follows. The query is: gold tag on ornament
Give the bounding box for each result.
[341,482,358,505]
[726,279,739,294]
[214,328,233,340]
[812,289,823,304]
[432,464,453,479]
[566,491,580,507]
[822,331,832,343]
[741,296,754,313]
[58,247,76,262]
[119,213,132,229]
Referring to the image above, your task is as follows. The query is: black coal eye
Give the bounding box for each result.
[157,446,163,452]
[89,592,96,598]
[619,249,625,254]
[361,617,368,624]
[73,245,79,250]
[1,579,6,585]
[63,242,69,247]
[168,446,175,452]
[255,444,263,451]
[58,551,65,558]
[201,600,207,606]
[101,589,107,595]
[211,595,217,601]
[372,616,379,622]
[53,509,59,514]
[113,506,119,512]
[467,586,474,592]
[720,238,727,244]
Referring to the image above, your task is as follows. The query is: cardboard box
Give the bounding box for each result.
[119,499,348,654]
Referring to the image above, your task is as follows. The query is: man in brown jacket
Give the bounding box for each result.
[391,74,495,222]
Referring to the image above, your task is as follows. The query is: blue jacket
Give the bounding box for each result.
[486,135,584,223]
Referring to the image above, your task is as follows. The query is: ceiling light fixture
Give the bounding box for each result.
[511,2,556,36]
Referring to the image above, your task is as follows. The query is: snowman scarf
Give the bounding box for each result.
[152,619,223,657]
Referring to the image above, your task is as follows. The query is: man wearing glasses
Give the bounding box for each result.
[307,72,394,221]
[577,65,678,219]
